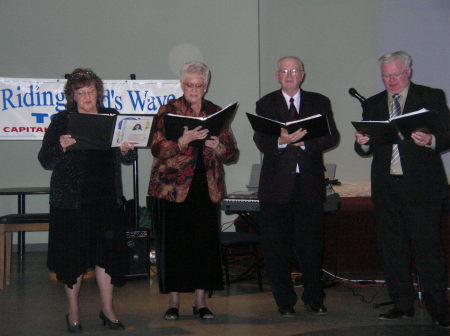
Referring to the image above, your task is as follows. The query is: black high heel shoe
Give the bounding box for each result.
[164,307,179,320]
[193,306,214,319]
[99,311,125,330]
[65,314,83,333]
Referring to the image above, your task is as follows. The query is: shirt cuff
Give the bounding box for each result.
[425,135,436,150]
[361,144,370,152]
[278,138,287,149]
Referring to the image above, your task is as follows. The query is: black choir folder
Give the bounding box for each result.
[68,113,154,150]
[246,113,330,141]
[163,102,238,141]
[352,108,443,142]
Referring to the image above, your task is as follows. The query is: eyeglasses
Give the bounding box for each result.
[382,69,407,80]
[183,82,205,89]
[74,89,96,97]
[278,69,303,76]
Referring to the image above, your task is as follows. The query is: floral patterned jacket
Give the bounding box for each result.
[148,96,239,203]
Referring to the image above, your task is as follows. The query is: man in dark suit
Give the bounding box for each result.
[254,56,339,317]
[355,51,450,328]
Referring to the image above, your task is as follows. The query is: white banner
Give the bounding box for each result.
[0,77,183,140]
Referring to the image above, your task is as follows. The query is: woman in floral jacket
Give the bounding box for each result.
[148,61,239,320]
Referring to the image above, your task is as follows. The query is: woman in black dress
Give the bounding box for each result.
[148,61,239,320]
[38,68,135,332]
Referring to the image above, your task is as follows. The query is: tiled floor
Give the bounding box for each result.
[0,252,449,336]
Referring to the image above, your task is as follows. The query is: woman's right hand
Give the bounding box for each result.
[178,126,209,148]
[60,134,76,152]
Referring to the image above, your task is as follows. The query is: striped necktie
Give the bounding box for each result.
[390,94,402,173]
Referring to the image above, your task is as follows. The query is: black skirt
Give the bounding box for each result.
[47,201,129,288]
[155,153,223,293]
[47,150,128,288]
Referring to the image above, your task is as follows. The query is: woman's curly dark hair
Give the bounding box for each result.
[64,68,104,111]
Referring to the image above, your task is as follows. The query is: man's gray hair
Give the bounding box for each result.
[277,56,305,71]
[378,51,412,68]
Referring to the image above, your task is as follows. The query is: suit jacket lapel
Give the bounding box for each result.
[374,91,389,120]
[299,90,319,119]
[403,83,421,114]
[373,83,420,120]
[299,91,310,119]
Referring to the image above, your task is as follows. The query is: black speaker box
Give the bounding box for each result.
[125,229,150,278]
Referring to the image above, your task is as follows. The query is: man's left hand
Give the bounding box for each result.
[411,131,432,147]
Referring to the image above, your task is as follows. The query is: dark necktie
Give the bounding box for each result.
[390,94,401,172]
[289,97,298,121]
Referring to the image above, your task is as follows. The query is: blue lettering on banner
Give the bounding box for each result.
[1,85,66,112]
[127,90,148,111]
[103,90,123,111]
[127,91,175,112]
[1,88,15,110]
[31,113,49,123]
[55,92,66,112]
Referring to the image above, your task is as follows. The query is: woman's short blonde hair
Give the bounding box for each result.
[180,61,210,84]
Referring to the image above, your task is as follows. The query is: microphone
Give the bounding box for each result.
[348,88,366,104]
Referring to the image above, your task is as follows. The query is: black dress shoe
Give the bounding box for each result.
[99,311,125,330]
[278,305,295,317]
[193,306,214,319]
[378,307,414,320]
[304,302,328,316]
[164,307,179,320]
[432,314,450,328]
[65,314,83,333]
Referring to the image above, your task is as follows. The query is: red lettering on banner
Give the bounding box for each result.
[2,126,47,133]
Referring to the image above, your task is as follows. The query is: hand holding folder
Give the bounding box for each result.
[246,112,331,141]
[352,108,443,143]
[163,102,238,145]
[68,113,154,150]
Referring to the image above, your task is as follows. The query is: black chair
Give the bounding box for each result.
[220,231,263,291]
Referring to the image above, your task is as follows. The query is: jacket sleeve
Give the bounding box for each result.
[302,95,340,154]
[150,107,193,159]
[354,97,378,157]
[430,88,450,153]
[38,113,67,170]
[206,127,239,165]
[119,148,136,165]
[253,99,287,156]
